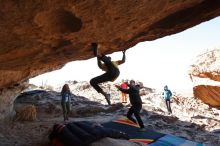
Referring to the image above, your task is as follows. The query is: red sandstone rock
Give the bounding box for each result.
[193,85,220,107]
[189,49,220,107]
[0,0,220,89]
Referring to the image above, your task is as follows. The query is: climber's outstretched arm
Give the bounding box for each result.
[117,50,126,65]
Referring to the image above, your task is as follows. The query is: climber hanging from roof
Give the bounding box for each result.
[90,43,126,105]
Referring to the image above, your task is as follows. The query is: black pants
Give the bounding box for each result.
[90,72,118,93]
[165,99,172,113]
[127,106,144,128]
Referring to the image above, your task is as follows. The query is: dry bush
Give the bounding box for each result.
[15,104,37,121]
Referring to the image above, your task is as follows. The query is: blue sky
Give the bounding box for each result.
[30,16,220,96]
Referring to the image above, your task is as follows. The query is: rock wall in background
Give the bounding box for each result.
[189,49,220,107]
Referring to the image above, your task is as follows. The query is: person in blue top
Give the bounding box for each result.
[61,84,71,121]
[162,85,172,114]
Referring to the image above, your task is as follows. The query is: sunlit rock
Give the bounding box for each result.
[189,49,220,107]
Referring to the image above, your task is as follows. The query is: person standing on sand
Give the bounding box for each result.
[115,80,146,131]
[120,80,128,103]
[61,84,71,121]
[162,85,172,114]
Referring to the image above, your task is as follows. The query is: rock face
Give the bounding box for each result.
[189,49,220,107]
[193,85,220,107]
[189,49,220,81]
[0,82,28,119]
[0,0,220,119]
[15,89,124,118]
[0,0,220,90]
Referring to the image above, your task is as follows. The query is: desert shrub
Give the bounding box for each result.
[14,104,37,121]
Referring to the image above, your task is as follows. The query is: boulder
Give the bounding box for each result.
[189,49,220,107]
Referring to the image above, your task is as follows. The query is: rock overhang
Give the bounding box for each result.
[0,0,220,89]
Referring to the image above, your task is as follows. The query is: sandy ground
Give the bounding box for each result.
[0,82,220,146]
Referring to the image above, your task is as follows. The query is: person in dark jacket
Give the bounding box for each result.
[115,80,146,131]
[90,43,126,105]
[49,121,129,146]
[61,84,71,121]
